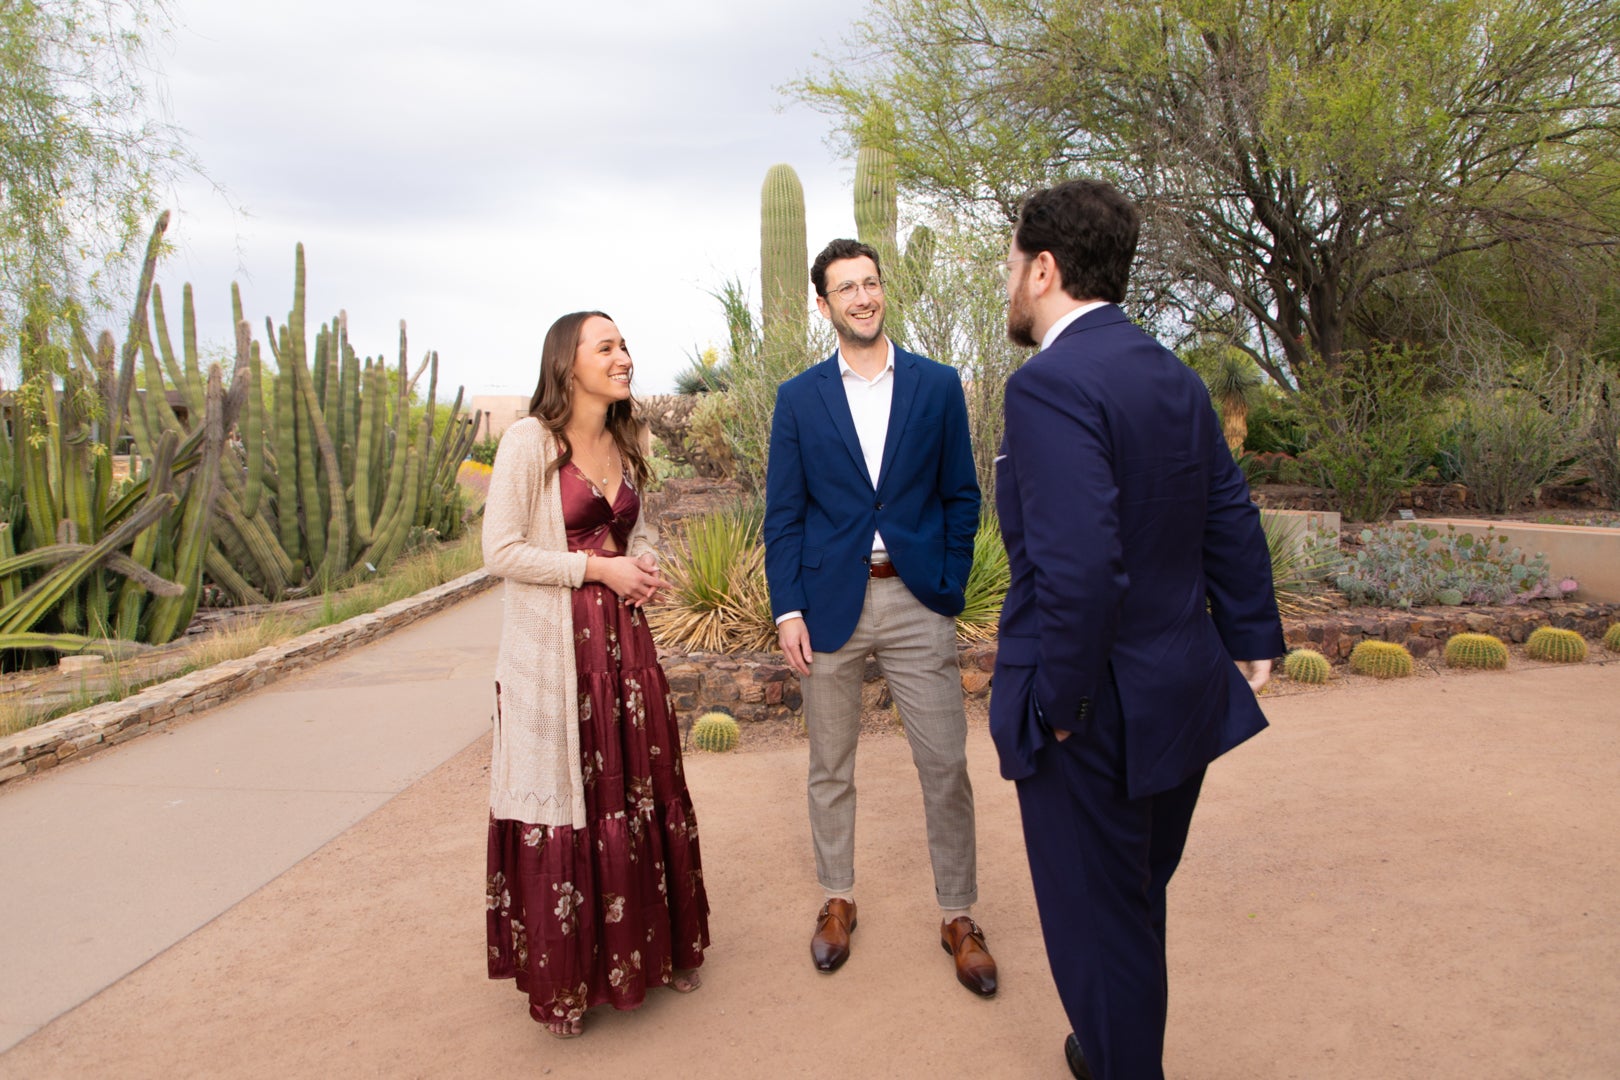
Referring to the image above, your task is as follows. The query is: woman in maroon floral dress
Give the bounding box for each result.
[482,311,709,1038]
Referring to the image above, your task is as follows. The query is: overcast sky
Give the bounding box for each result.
[153,0,877,397]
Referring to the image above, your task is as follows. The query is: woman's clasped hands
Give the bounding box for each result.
[588,551,671,607]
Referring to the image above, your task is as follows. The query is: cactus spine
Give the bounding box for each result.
[1348,640,1415,678]
[1443,632,1509,670]
[1525,626,1587,663]
[691,710,740,753]
[1283,648,1332,684]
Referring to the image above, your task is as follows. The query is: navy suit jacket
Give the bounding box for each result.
[763,346,980,653]
[990,306,1285,796]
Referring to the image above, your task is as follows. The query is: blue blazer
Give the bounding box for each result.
[764,347,980,654]
[990,306,1285,796]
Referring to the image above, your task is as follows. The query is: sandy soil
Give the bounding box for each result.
[4,662,1618,1080]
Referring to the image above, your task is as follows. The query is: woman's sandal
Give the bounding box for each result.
[546,1017,584,1039]
[669,969,702,994]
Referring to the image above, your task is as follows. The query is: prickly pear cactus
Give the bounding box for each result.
[1443,632,1509,670]
[1348,640,1415,679]
[1525,626,1587,664]
[690,710,740,753]
[1283,648,1331,684]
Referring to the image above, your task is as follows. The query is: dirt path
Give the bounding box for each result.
[4,663,1618,1079]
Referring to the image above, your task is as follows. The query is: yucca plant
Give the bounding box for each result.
[648,503,768,653]
[1260,512,1338,617]
[958,512,1009,641]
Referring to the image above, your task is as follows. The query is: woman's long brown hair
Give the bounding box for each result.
[528,311,650,489]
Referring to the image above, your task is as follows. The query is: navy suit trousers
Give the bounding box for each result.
[1015,678,1205,1080]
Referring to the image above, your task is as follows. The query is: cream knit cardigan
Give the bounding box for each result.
[482,417,658,827]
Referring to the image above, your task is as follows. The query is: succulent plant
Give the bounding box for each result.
[1605,622,1620,654]
[690,710,740,753]
[1443,632,1509,670]
[1283,648,1332,684]
[1348,640,1415,678]
[1525,626,1587,664]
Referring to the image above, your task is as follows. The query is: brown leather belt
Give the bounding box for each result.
[868,560,898,579]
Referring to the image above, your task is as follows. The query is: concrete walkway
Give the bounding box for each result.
[0,589,503,1053]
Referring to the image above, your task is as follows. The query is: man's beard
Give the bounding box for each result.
[1006,275,1039,349]
[832,304,885,347]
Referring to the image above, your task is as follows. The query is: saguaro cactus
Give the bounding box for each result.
[760,163,808,364]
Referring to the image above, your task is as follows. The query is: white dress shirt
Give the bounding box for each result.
[776,340,896,627]
[1040,300,1110,352]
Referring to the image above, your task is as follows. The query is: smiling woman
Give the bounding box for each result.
[480,310,711,1038]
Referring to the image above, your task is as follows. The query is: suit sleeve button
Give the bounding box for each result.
[874,501,884,510]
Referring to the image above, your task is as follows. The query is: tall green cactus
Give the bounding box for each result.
[760,164,808,364]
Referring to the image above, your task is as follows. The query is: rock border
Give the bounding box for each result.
[0,570,497,790]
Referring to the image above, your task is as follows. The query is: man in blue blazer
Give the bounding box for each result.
[991,180,1284,1078]
[764,238,995,996]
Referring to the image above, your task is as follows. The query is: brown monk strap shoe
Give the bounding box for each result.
[940,916,998,996]
[811,899,857,972]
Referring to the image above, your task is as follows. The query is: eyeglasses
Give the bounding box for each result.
[827,277,884,302]
[994,256,1032,283]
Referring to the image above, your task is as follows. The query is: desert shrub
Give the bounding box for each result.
[1333,524,1574,609]
[468,436,500,466]
[958,513,1010,641]
[1297,345,1443,521]
[673,346,731,395]
[1578,368,1620,507]
[1439,354,1579,513]
[1244,388,1309,457]
[687,392,737,479]
[645,436,697,491]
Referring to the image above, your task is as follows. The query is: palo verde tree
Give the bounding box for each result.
[794,0,1620,389]
[1,0,197,367]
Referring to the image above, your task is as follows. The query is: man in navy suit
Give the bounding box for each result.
[764,238,995,996]
[991,180,1284,1078]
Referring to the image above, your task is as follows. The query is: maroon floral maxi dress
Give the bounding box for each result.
[487,464,710,1026]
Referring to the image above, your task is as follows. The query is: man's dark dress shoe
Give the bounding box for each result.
[810,899,857,972]
[1065,1033,1093,1079]
[939,916,998,996]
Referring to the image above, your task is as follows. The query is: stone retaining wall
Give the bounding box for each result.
[672,603,1620,725]
[0,570,497,791]
[1284,599,1620,660]
[6,575,1614,792]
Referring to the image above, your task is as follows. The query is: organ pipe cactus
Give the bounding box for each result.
[0,212,209,660]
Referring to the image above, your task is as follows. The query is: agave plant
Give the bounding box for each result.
[647,503,771,653]
[958,513,1009,641]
